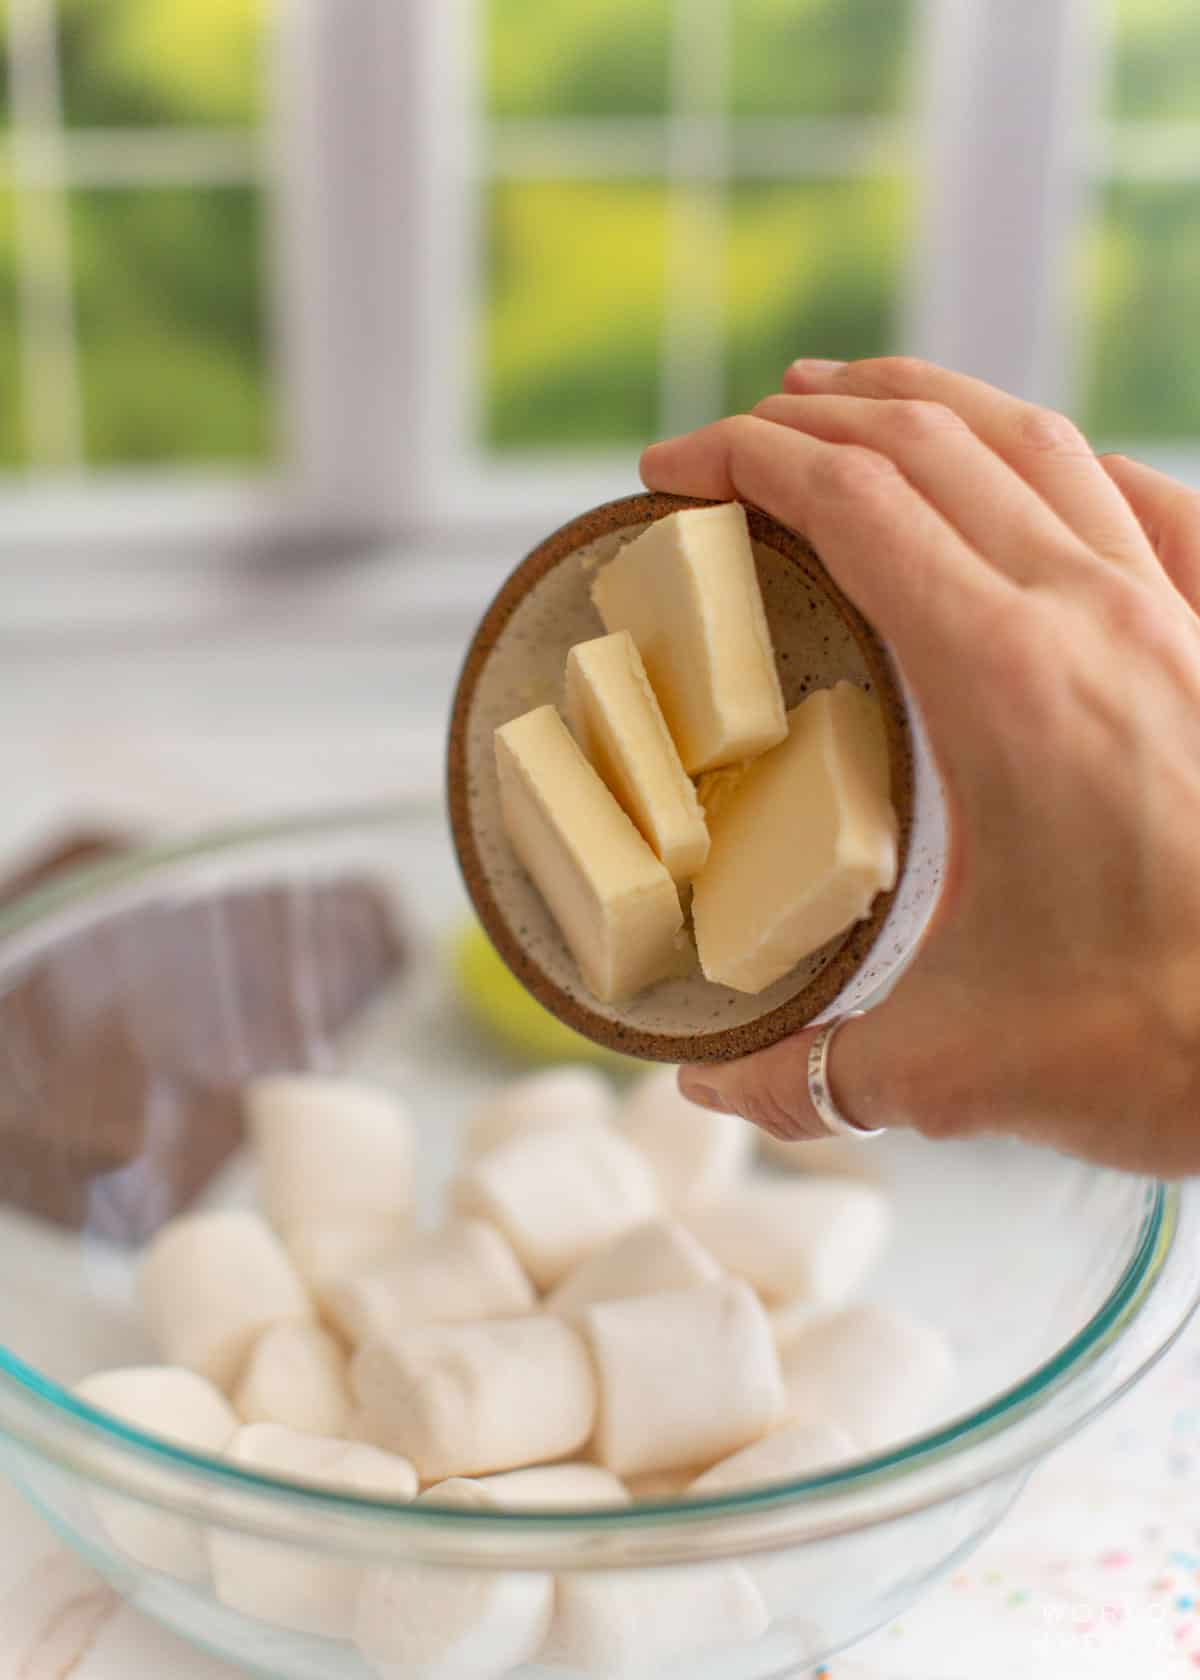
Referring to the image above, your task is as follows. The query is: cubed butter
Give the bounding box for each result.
[565,630,709,884]
[495,706,683,1003]
[591,502,786,775]
[693,682,898,994]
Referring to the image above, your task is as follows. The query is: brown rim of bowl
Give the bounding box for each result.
[446,490,914,1064]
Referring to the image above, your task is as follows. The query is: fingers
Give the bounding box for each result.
[678,1009,899,1143]
[783,357,1159,580]
[752,393,1093,588]
[1101,453,1200,613]
[640,413,1012,696]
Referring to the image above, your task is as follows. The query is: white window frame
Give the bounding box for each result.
[2,0,1196,572]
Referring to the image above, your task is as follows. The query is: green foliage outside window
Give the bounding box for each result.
[57,0,263,127]
[0,193,21,465]
[71,186,270,465]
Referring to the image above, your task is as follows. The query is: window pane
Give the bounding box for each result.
[724,177,908,413]
[483,179,667,451]
[58,0,264,128]
[71,186,273,465]
[1109,0,1200,121]
[731,0,916,118]
[485,0,672,119]
[0,190,23,465]
[1080,182,1200,443]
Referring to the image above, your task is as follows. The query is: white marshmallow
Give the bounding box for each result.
[613,1065,753,1207]
[546,1218,722,1320]
[355,1477,554,1680]
[351,1315,596,1481]
[452,1125,659,1290]
[247,1073,413,1236]
[688,1420,857,1495]
[74,1367,238,1581]
[582,1281,784,1477]
[685,1180,892,1306]
[139,1211,313,1391]
[769,1297,828,1351]
[324,1219,534,1346]
[287,1224,404,1296]
[623,1466,701,1501]
[759,1129,884,1182]
[470,1465,629,1509]
[466,1067,614,1156]
[547,1563,767,1675]
[209,1423,417,1639]
[233,1324,351,1437]
[781,1305,956,1452]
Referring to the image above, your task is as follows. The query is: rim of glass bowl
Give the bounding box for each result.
[0,800,1195,1570]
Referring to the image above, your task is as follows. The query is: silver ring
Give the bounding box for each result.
[807,1011,886,1139]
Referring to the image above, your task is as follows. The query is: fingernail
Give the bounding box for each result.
[678,1074,733,1114]
[788,358,846,381]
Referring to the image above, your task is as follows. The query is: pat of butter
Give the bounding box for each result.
[495,706,684,1003]
[565,631,709,885]
[591,502,786,775]
[692,682,898,994]
[695,761,750,826]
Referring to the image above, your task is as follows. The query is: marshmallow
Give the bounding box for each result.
[781,1305,955,1452]
[355,1477,554,1680]
[233,1324,351,1437]
[324,1219,534,1346]
[246,1073,413,1236]
[685,1180,891,1306]
[759,1129,884,1182]
[547,1562,767,1675]
[352,1315,596,1481]
[209,1423,417,1639]
[470,1465,629,1509]
[769,1297,828,1350]
[74,1367,238,1581]
[688,1420,857,1495]
[613,1065,752,1207]
[466,1067,614,1156]
[139,1211,313,1391]
[623,1466,701,1501]
[287,1224,404,1295]
[452,1125,659,1290]
[582,1281,784,1477]
[546,1218,722,1320]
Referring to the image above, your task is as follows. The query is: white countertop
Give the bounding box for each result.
[3,548,1200,1679]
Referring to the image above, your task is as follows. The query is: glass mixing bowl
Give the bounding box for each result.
[0,802,1197,1680]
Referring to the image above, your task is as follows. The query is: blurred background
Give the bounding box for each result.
[2,0,1199,835]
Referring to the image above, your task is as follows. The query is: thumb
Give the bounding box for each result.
[678,1006,903,1143]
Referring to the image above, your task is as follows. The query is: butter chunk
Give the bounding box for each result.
[591,501,786,775]
[566,630,709,884]
[693,682,897,994]
[495,706,683,1003]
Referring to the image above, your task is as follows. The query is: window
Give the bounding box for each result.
[1,0,272,474]
[1079,0,1200,463]
[0,0,406,552]
[4,0,1197,559]
[416,0,922,521]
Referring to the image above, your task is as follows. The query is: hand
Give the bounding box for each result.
[640,356,1200,1176]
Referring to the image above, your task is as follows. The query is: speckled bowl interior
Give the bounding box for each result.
[449,492,934,1062]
